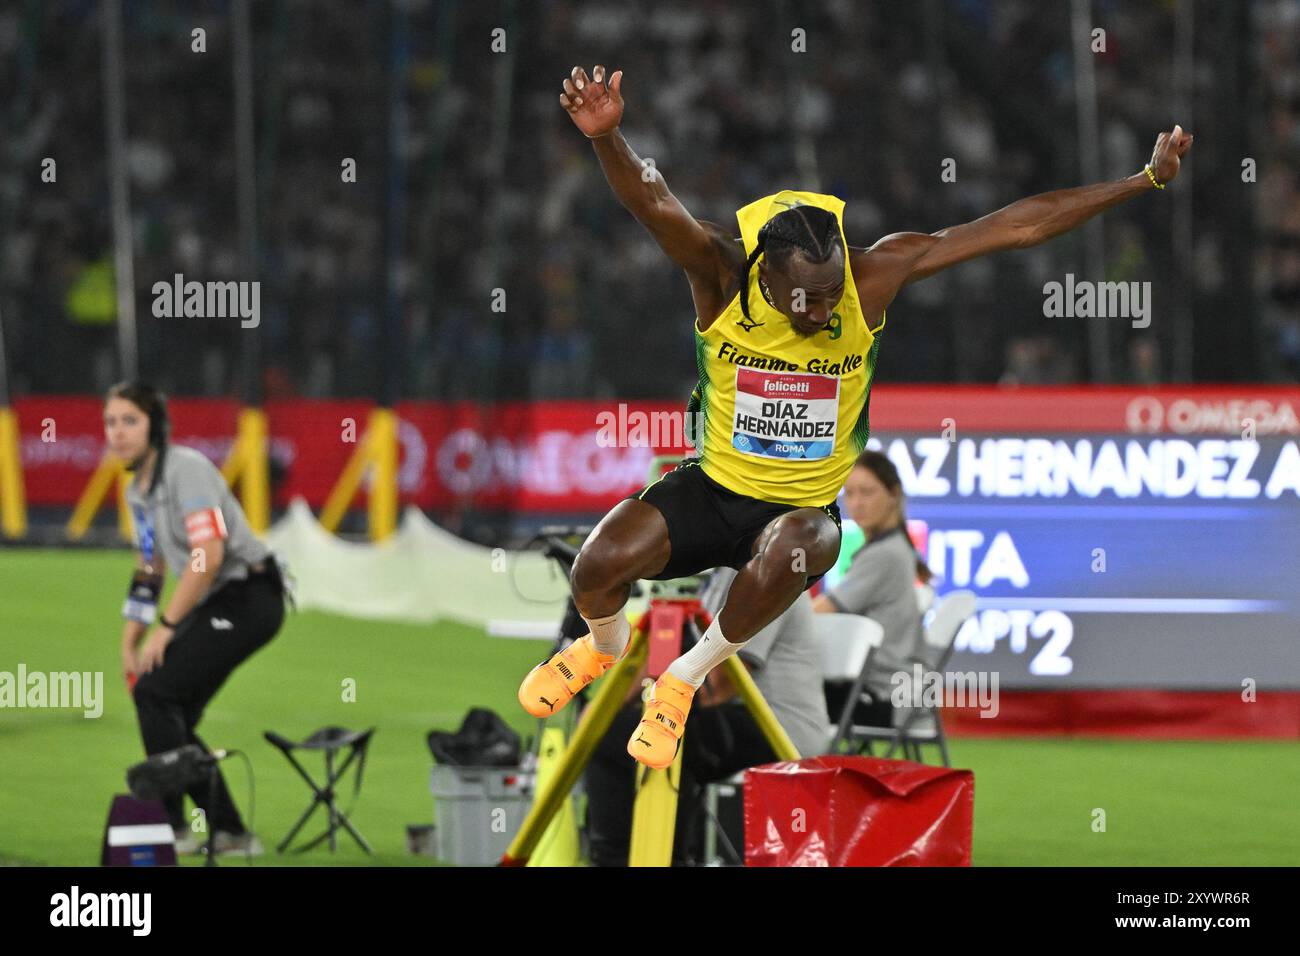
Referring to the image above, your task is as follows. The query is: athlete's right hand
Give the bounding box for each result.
[560,64,623,139]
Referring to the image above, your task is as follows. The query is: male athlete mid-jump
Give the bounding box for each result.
[519,64,1192,769]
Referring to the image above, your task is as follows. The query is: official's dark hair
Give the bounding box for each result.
[741,205,843,323]
[852,449,935,585]
[105,381,170,449]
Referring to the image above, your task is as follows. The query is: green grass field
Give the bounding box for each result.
[2,549,1296,866]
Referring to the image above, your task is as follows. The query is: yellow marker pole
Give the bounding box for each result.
[367,407,397,542]
[116,467,134,542]
[628,746,684,867]
[0,406,27,537]
[219,424,244,486]
[67,453,124,540]
[526,726,582,867]
[500,619,649,866]
[237,407,270,534]
[318,426,372,533]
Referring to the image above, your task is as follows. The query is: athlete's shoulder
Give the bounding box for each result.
[851,233,937,277]
[847,233,937,311]
[697,220,745,263]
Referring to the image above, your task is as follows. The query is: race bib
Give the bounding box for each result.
[731,367,839,460]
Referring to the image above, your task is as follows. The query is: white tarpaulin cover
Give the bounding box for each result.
[265,498,575,629]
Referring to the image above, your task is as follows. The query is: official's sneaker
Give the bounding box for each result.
[212,830,264,858]
[518,634,619,718]
[172,827,202,855]
[627,672,696,769]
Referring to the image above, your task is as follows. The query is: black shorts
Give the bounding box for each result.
[623,458,842,592]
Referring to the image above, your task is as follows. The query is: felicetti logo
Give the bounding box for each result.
[762,379,811,395]
[436,428,653,498]
[1127,396,1300,436]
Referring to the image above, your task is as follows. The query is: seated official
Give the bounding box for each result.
[812,450,934,730]
[582,566,828,866]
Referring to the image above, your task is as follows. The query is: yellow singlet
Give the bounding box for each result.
[686,189,885,507]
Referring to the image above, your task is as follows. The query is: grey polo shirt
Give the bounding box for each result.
[824,524,927,700]
[700,568,831,759]
[126,444,271,605]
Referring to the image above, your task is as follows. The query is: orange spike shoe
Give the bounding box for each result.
[518,634,619,718]
[626,671,697,769]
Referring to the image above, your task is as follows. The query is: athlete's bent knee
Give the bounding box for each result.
[571,536,642,597]
[759,511,839,580]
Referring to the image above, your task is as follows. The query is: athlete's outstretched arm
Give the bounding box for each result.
[560,65,723,282]
[859,125,1194,296]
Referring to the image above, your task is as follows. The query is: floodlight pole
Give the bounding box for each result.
[101,0,138,382]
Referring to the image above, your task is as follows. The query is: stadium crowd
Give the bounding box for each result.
[2,0,1295,400]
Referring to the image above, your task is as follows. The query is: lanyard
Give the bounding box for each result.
[133,503,156,566]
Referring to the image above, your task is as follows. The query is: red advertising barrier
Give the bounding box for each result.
[942,690,1300,739]
[743,756,974,867]
[15,386,1300,511]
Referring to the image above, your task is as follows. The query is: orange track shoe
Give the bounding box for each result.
[518,634,619,718]
[626,672,697,769]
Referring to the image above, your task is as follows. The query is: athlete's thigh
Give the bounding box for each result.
[577,496,675,582]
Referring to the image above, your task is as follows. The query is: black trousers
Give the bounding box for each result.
[824,682,897,732]
[583,700,779,866]
[132,568,285,833]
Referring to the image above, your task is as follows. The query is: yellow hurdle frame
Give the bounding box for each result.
[0,405,27,538]
[318,407,398,541]
[500,604,800,867]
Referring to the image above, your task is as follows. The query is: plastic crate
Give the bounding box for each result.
[429,765,535,866]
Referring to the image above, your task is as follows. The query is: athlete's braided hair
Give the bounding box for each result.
[740,204,843,323]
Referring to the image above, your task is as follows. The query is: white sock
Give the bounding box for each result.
[666,618,747,689]
[582,610,630,658]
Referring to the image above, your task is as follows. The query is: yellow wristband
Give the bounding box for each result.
[1144,164,1166,189]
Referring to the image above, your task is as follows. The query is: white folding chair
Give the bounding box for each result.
[831,591,977,767]
[815,613,885,752]
[915,582,936,615]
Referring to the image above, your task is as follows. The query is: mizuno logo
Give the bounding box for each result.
[736,315,765,332]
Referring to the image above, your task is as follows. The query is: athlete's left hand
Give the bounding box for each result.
[1148,124,1193,186]
[139,625,176,673]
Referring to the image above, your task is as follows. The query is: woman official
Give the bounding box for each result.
[107,382,286,856]
[812,450,934,729]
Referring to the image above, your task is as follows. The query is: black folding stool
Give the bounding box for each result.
[264,726,376,854]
